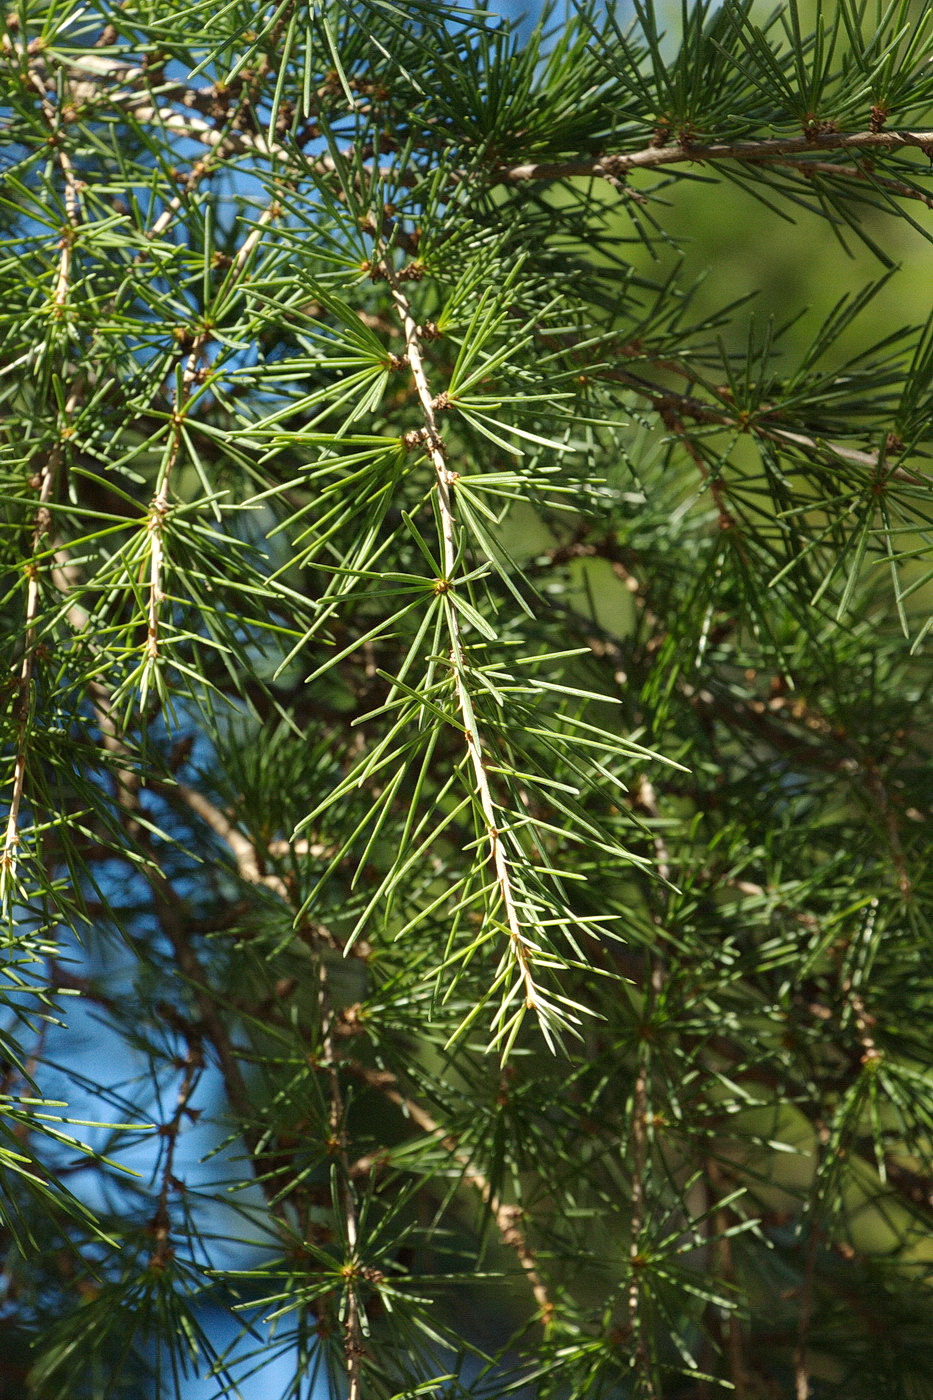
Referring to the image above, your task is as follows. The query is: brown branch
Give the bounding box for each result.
[173,766,375,1389]
[320,966,365,1400]
[540,530,660,641]
[148,1024,204,1270]
[883,1159,933,1218]
[175,784,291,899]
[540,531,919,916]
[1,461,56,900]
[15,39,933,223]
[688,683,920,898]
[132,87,273,248]
[793,1204,819,1400]
[352,1063,554,1323]
[161,781,334,902]
[622,778,669,1394]
[493,129,933,183]
[627,1056,657,1397]
[685,683,855,773]
[705,1160,750,1400]
[141,861,256,1128]
[860,766,913,901]
[764,156,933,211]
[656,394,737,531]
[15,34,933,192]
[123,810,318,1226]
[58,52,373,162]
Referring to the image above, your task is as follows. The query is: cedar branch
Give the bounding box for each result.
[382,256,541,1015]
[493,129,933,183]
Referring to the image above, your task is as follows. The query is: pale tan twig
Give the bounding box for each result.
[57,52,371,164]
[167,782,331,898]
[174,785,291,899]
[145,330,208,667]
[1,94,82,899]
[135,85,270,246]
[383,259,540,1013]
[1,466,55,899]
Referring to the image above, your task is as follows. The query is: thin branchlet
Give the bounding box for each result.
[352,1062,554,1323]
[320,963,365,1400]
[493,129,933,182]
[382,254,542,1016]
[1,93,81,902]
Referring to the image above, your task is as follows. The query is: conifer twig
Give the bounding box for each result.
[764,157,933,211]
[1,102,81,899]
[602,365,929,487]
[627,1059,656,1397]
[18,42,933,201]
[320,966,365,1400]
[382,256,541,1016]
[352,1064,553,1322]
[146,346,201,666]
[146,200,279,669]
[493,129,933,183]
[148,1026,204,1270]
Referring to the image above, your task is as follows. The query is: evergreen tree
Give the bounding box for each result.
[0,0,931,1395]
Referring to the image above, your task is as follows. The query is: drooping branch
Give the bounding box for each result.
[319,966,366,1400]
[382,254,543,1015]
[146,200,280,673]
[534,324,928,492]
[758,156,933,211]
[0,90,82,902]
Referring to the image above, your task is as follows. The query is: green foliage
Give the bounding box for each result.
[0,0,931,1395]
